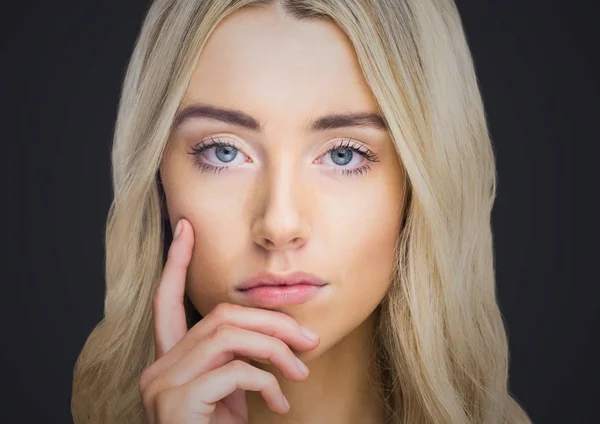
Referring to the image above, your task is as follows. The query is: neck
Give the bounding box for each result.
[247,307,386,424]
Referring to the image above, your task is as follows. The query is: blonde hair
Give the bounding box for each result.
[71,0,532,422]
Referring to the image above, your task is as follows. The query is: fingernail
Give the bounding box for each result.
[174,220,183,239]
[281,394,290,411]
[295,357,309,376]
[300,326,318,342]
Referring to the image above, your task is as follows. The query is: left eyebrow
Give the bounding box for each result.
[172,103,388,133]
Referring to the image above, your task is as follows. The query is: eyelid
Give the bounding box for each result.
[321,138,380,165]
[193,136,250,157]
[197,135,240,149]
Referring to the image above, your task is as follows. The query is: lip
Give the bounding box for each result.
[236,271,328,307]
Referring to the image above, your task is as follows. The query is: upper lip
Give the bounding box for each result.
[236,271,328,291]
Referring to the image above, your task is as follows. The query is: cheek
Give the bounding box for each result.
[172,188,249,315]
[302,180,402,354]
[339,201,399,307]
[324,180,401,289]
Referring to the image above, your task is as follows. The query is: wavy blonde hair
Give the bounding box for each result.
[71,0,532,422]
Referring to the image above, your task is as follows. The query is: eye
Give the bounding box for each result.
[322,147,363,167]
[203,143,246,165]
[319,139,380,177]
[187,137,248,173]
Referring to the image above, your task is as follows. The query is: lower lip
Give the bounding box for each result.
[238,284,325,307]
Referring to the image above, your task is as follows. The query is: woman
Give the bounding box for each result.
[72,0,532,423]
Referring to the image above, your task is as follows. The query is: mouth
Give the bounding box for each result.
[236,271,328,307]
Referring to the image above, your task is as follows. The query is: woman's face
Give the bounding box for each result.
[160,5,406,359]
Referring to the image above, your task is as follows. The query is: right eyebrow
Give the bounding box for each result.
[172,103,388,133]
[173,104,263,132]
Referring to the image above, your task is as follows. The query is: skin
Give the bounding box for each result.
[156,3,406,423]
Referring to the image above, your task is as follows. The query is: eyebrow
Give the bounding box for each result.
[172,103,388,133]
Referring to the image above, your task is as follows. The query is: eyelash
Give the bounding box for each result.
[186,137,380,177]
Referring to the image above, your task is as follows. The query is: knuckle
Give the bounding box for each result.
[272,337,289,355]
[154,390,174,420]
[215,323,234,335]
[140,381,156,412]
[264,370,278,387]
[186,324,204,344]
[139,370,150,394]
[212,324,236,342]
[139,365,157,392]
[229,359,248,373]
[212,302,235,320]
[142,378,168,413]
[263,343,279,361]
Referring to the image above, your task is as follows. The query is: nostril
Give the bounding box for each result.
[291,237,305,248]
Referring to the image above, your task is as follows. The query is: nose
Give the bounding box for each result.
[251,162,310,252]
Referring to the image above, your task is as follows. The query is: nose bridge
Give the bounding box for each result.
[251,153,309,250]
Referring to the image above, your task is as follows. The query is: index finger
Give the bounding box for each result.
[152,218,194,358]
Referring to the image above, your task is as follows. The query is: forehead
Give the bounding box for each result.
[181,5,380,129]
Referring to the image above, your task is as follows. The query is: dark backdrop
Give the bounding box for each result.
[2,0,588,422]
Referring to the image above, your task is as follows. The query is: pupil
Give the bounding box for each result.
[215,146,237,163]
[331,148,353,166]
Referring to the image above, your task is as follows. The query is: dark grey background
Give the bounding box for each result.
[2,0,587,422]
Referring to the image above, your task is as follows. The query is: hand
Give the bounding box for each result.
[139,218,321,423]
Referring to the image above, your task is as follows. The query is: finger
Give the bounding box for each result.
[153,325,310,396]
[152,218,194,358]
[154,360,290,422]
[197,303,320,353]
[142,303,319,383]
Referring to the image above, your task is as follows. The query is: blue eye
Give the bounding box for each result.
[214,145,238,163]
[330,148,354,166]
[187,137,380,177]
[320,139,380,176]
[187,137,247,173]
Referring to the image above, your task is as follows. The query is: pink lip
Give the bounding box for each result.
[236,271,328,307]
